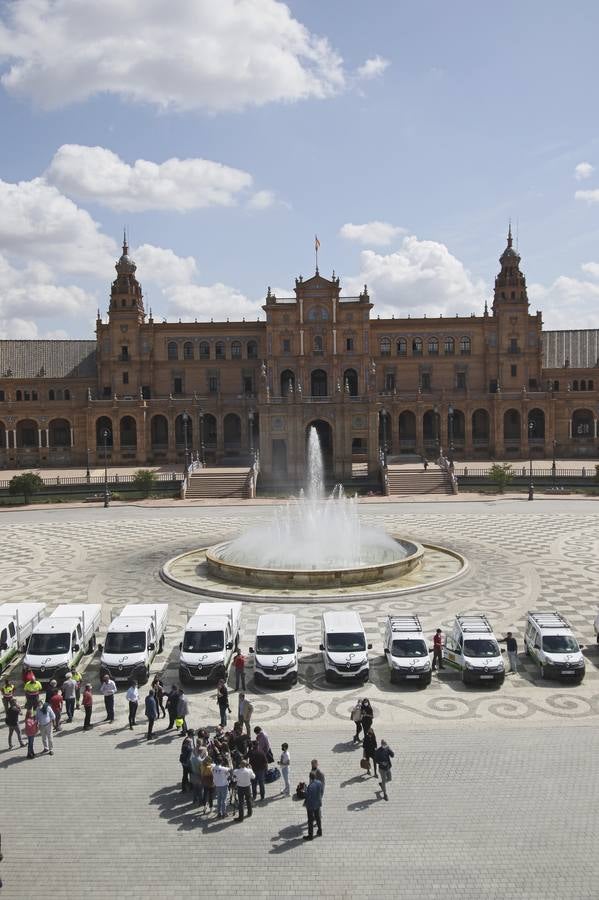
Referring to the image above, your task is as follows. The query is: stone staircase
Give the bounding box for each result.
[184,467,252,500]
[386,466,454,496]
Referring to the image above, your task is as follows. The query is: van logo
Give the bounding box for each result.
[197,664,202,671]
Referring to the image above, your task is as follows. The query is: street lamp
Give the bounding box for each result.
[448,403,455,469]
[380,407,388,466]
[198,409,205,467]
[102,428,111,508]
[551,438,557,490]
[182,410,190,473]
[86,446,91,481]
[433,404,440,456]
[248,409,255,456]
[528,420,535,501]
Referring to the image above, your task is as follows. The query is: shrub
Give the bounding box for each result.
[9,472,44,504]
[488,463,514,493]
[133,469,157,497]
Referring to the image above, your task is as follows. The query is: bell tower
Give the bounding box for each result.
[492,224,529,314]
[109,232,145,324]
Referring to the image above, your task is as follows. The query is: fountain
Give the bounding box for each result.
[161,426,466,601]
[205,428,422,588]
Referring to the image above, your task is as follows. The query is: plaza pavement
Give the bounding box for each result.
[1,500,599,898]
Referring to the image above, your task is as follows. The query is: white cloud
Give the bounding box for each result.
[340,221,406,247]
[132,245,198,288]
[355,56,390,80]
[46,144,254,212]
[0,0,353,111]
[574,162,594,181]
[529,266,599,328]
[575,188,599,204]
[247,190,277,210]
[344,236,486,317]
[165,283,261,322]
[0,176,116,275]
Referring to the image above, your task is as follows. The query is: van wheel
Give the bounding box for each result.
[158,636,164,654]
[362,672,369,683]
[324,669,333,683]
[422,674,432,687]
[140,667,149,685]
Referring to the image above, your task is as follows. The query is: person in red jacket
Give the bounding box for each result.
[82,684,93,730]
[233,649,246,692]
[432,628,445,671]
[49,688,63,731]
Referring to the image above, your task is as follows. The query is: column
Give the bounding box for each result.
[38,428,42,448]
[439,408,448,454]
[5,430,8,449]
[44,428,49,449]
[416,407,424,455]
[464,408,473,456]
[70,425,74,447]
[167,412,176,463]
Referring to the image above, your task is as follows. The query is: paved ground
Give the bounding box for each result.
[2,500,599,898]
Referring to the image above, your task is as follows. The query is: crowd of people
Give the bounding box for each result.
[3,659,396,831]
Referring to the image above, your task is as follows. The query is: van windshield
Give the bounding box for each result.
[328,633,366,653]
[463,639,500,658]
[28,633,70,655]
[392,639,428,657]
[256,635,295,654]
[542,635,579,653]
[183,631,224,653]
[104,632,146,654]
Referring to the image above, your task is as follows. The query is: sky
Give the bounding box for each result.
[1,0,599,339]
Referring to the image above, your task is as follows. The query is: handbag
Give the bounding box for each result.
[265,767,280,783]
[360,757,370,770]
[266,748,274,764]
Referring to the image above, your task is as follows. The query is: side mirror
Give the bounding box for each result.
[148,642,155,651]
[319,644,324,651]
[297,645,303,653]
[384,648,389,655]
[249,647,254,654]
[367,643,372,650]
[73,643,80,652]
[0,642,7,651]
[179,642,182,651]
[97,643,103,652]
[500,647,505,653]
[226,641,233,650]
[580,644,585,651]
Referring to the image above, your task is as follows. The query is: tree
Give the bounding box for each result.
[9,472,44,504]
[133,469,157,498]
[488,463,514,494]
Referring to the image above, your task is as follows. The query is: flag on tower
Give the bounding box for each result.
[315,235,320,251]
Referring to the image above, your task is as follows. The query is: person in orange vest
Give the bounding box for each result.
[1,677,15,715]
[24,676,42,711]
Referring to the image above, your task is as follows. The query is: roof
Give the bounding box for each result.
[543,330,599,369]
[0,340,97,379]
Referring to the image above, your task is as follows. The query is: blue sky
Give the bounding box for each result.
[1,0,599,338]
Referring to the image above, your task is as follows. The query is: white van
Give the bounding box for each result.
[23,604,102,683]
[179,602,242,684]
[249,613,301,685]
[320,611,371,682]
[524,611,585,682]
[0,603,46,674]
[383,615,432,685]
[100,603,168,684]
[443,614,505,686]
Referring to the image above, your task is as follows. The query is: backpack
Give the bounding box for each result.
[265,767,280,784]
[295,781,306,800]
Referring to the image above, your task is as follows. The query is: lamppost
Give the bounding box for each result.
[528,420,535,501]
[380,407,388,466]
[182,410,190,473]
[551,438,557,490]
[86,446,91,481]
[248,409,255,456]
[198,409,205,467]
[102,428,111,508]
[448,403,455,469]
[433,404,440,456]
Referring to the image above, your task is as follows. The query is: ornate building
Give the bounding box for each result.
[0,230,597,482]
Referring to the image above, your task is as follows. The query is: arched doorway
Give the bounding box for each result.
[175,414,193,451]
[472,409,490,445]
[16,419,37,448]
[224,413,242,450]
[528,408,545,440]
[423,409,439,452]
[344,368,358,396]
[572,408,593,440]
[96,417,113,449]
[280,369,295,396]
[150,415,168,450]
[503,409,520,443]
[306,419,333,477]
[49,418,70,448]
[120,416,137,449]
[311,369,327,397]
[398,410,416,453]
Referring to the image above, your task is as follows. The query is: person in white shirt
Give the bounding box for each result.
[212,757,232,818]
[35,701,56,754]
[126,680,139,729]
[100,674,117,722]
[232,760,254,821]
[279,742,291,795]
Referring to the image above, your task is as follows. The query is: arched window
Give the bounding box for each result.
[280,370,295,396]
[344,368,358,396]
[311,369,327,397]
[183,341,193,360]
[215,341,225,359]
[64,389,70,401]
[396,338,407,356]
[553,380,559,391]
[428,337,439,355]
[16,390,22,401]
[573,380,579,391]
[199,341,210,359]
[412,338,423,355]
[32,391,38,401]
[95,416,113,447]
[313,335,323,352]
[589,380,594,390]
[380,337,391,357]
[120,416,137,448]
[49,418,70,448]
[444,336,455,355]
[48,389,55,401]
[167,341,178,360]
[231,341,242,359]
[150,415,168,449]
[460,336,471,355]
[247,340,258,359]
[56,389,63,401]
[580,379,587,391]
[308,306,328,321]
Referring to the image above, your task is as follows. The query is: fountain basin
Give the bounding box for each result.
[205,537,424,588]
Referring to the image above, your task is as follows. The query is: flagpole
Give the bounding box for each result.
[315,234,319,273]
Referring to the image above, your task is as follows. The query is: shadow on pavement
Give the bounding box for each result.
[347,797,378,811]
[270,823,305,854]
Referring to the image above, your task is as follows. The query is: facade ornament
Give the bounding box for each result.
[336,379,341,393]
